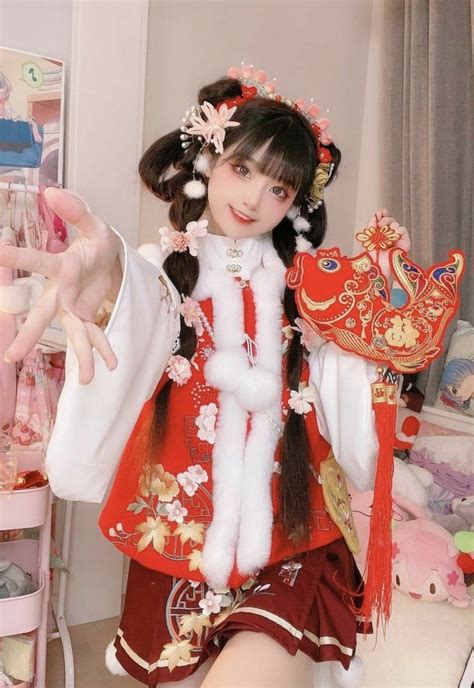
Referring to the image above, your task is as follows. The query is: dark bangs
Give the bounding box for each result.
[222,100,316,200]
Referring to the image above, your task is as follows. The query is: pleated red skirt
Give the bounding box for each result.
[113,538,368,686]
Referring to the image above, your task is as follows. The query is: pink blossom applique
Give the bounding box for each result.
[288,384,317,415]
[180,296,204,336]
[165,499,189,524]
[166,355,192,386]
[195,402,218,444]
[198,590,223,616]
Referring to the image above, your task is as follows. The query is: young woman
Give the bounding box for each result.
[0,66,410,687]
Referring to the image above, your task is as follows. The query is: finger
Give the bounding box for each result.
[4,288,58,362]
[0,244,60,278]
[84,322,118,371]
[61,311,95,384]
[44,187,108,239]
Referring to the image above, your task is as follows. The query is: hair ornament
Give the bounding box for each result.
[183,178,207,199]
[295,235,313,253]
[225,63,334,161]
[292,215,311,233]
[182,101,240,155]
[286,205,300,221]
[225,63,336,213]
[194,153,211,175]
[159,219,208,257]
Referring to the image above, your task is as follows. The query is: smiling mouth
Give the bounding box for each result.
[230,206,256,223]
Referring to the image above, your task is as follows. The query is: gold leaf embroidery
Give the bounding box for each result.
[159,638,194,673]
[187,549,204,572]
[178,611,212,637]
[174,520,205,545]
[135,516,170,553]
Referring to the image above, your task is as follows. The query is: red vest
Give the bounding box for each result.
[99,282,342,587]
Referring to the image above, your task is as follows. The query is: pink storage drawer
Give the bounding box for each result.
[0,572,45,636]
[0,485,50,530]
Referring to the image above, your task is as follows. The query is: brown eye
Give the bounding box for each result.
[395,575,400,586]
[429,583,436,594]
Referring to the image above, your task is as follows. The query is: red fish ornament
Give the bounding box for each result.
[287,247,465,630]
[287,248,464,374]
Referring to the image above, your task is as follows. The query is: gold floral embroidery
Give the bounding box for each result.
[385,314,420,349]
[187,549,204,573]
[135,516,170,553]
[159,638,194,672]
[174,520,205,546]
[178,611,212,637]
[139,463,179,502]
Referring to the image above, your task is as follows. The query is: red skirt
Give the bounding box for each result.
[113,539,368,686]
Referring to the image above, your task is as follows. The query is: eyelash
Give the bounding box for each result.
[232,164,289,200]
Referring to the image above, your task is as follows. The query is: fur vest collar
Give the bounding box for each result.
[191,233,287,588]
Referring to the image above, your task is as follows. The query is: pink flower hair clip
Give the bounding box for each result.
[181,101,240,155]
[159,219,208,257]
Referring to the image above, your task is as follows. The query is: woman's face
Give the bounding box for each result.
[204,141,298,240]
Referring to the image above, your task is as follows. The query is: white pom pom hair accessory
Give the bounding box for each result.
[183,178,207,199]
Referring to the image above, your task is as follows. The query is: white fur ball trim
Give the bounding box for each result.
[296,235,313,253]
[235,367,281,412]
[331,655,365,688]
[195,153,211,175]
[293,215,311,232]
[204,348,249,391]
[286,205,300,220]
[183,178,207,199]
[105,640,129,676]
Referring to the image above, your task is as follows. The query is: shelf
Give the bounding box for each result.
[0,572,45,636]
[0,485,50,531]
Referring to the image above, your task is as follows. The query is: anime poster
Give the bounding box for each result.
[0,46,65,187]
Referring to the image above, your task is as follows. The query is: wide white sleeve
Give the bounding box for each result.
[308,341,379,492]
[45,228,180,503]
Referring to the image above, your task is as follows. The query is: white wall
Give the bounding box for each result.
[140,0,374,254]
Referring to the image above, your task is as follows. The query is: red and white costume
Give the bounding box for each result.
[45,228,378,589]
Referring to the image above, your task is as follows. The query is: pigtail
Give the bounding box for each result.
[273,141,341,542]
[139,77,246,457]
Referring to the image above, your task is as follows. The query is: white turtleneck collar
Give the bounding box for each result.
[197,231,267,281]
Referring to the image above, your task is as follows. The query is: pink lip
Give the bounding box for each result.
[229,206,256,224]
[409,592,422,599]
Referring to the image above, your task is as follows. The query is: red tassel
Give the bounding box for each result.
[359,373,398,632]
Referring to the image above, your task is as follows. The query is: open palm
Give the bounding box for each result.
[0,188,122,384]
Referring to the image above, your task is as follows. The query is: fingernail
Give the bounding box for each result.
[3,354,12,363]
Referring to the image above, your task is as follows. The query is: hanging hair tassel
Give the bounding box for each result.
[183,178,207,199]
[359,368,398,632]
[293,215,311,233]
[295,234,313,253]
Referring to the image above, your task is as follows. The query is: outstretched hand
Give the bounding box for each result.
[0,187,122,384]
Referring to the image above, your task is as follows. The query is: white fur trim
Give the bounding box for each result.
[237,265,283,575]
[205,347,249,391]
[286,205,299,220]
[331,655,365,688]
[195,153,211,175]
[105,640,129,676]
[198,240,286,585]
[183,179,207,199]
[293,215,311,232]
[296,235,313,253]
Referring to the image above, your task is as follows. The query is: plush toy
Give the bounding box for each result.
[349,459,433,570]
[392,519,472,608]
[0,559,34,599]
[431,495,474,534]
